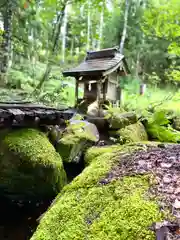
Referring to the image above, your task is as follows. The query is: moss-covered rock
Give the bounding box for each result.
[118,121,148,144]
[31,144,164,240]
[173,117,180,131]
[56,120,99,163]
[108,112,137,129]
[84,144,123,165]
[0,128,67,201]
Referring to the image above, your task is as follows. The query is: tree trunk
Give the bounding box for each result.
[0,0,13,84]
[61,5,69,63]
[136,51,140,78]
[87,0,91,50]
[119,0,129,54]
[70,38,74,56]
[97,6,104,50]
[35,2,67,90]
[140,0,146,80]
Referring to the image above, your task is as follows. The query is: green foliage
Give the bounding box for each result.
[146,72,161,86]
[4,61,76,107]
[165,64,180,84]
[1,0,180,89]
[143,0,180,55]
[103,104,125,119]
[31,146,164,240]
[142,0,180,84]
[121,83,180,115]
[145,110,180,143]
[0,128,67,200]
[7,68,35,90]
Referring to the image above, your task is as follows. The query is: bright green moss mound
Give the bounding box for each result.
[0,129,67,200]
[31,145,163,240]
[84,144,123,165]
[118,122,148,144]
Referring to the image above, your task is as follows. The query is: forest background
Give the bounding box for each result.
[0,0,180,112]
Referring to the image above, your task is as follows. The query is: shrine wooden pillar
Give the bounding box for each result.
[75,77,79,107]
[96,78,102,116]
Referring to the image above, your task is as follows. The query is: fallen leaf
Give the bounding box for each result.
[174,199,180,209]
[175,228,180,235]
[160,162,173,168]
[163,175,172,184]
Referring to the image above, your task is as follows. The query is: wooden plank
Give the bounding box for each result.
[0,109,12,118]
[8,109,25,122]
[0,103,67,111]
[0,104,73,129]
[32,109,52,118]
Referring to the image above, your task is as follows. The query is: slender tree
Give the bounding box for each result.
[35,1,68,90]
[61,5,69,63]
[87,0,91,50]
[119,0,129,54]
[97,3,104,50]
[0,0,13,84]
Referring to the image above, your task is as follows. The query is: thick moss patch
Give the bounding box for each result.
[84,144,123,165]
[0,128,67,200]
[56,120,99,163]
[118,121,148,144]
[108,112,137,129]
[31,144,163,240]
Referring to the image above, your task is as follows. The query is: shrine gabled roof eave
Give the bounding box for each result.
[63,56,125,78]
[63,47,130,78]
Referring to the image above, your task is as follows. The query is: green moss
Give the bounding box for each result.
[32,176,163,240]
[108,112,137,129]
[118,122,148,144]
[71,144,147,190]
[31,144,164,240]
[56,121,97,163]
[0,128,67,200]
[84,144,123,165]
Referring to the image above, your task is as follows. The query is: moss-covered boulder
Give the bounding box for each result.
[173,117,180,131]
[108,112,137,129]
[118,121,148,144]
[56,120,99,163]
[31,143,164,240]
[84,144,124,165]
[0,128,67,201]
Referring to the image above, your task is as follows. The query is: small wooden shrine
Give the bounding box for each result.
[63,47,130,109]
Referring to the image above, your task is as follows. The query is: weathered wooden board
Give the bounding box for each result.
[0,102,73,129]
